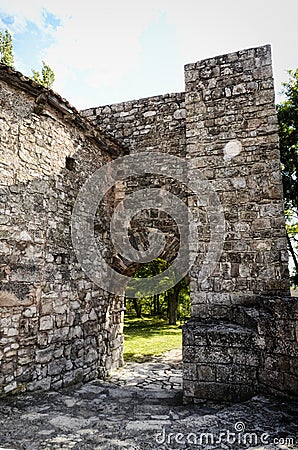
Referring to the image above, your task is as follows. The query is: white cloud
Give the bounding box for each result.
[0,1,165,106]
[0,0,51,33]
[45,2,161,90]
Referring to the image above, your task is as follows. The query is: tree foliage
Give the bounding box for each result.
[277,69,298,210]
[31,61,55,89]
[0,28,55,90]
[0,29,14,66]
[277,69,298,286]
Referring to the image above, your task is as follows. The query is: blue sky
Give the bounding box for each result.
[0,0,297,110]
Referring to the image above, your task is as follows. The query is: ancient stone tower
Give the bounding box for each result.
[0,45,297,401]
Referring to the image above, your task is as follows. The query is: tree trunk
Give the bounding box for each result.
[132,298,142,318]
[156,294,160,316]
[153,294,160,316]
[287,231,298,272]
[168,284,180,325]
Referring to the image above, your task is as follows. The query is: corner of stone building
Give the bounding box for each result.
[0,68,126,397]
[182,44,295,403]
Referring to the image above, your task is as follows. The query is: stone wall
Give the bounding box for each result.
[84,45,297,403]
[184,44,290,318]
[183,296,298,402]
[83,92,186,156]
[83,93,187,273]
[84,46,290,313]
[0,68,124,395]
[257,297,298,398]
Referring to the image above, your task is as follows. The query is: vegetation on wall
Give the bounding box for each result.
[31,61,55,89]
[0,28,55,89]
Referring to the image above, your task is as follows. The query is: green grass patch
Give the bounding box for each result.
[124,315,182,362]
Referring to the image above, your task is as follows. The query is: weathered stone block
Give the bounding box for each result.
[36,348,54,364]
[184,381,255,403]
[216,364,257,384]
[182,363,197,381]
[48,358,67,376]
[196,364,216,382]
[39,316,53,331]
[27,377,51,392]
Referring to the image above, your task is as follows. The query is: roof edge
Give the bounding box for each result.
[0,64,127,158]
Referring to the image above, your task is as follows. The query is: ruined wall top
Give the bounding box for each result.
[83,92,186,156]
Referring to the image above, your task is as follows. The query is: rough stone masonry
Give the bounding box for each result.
[0,44,297,403]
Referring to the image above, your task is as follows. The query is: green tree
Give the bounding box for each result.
[125,258,190,324]
[277,69,298,286]
[0,29,14,66]
[32,61,55,89]
[125,258,169,318]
